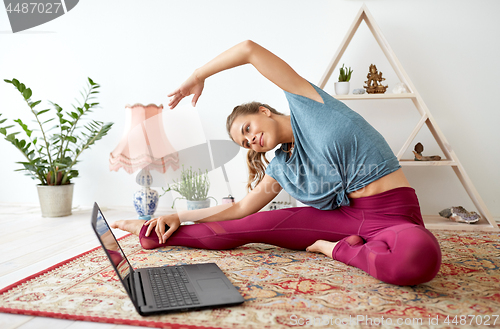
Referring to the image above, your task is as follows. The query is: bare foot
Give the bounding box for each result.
[306,240,339,258]
[110,219,145,236]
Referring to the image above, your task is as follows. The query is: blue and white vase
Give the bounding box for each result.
[134,187,159,220]
[133,167,158,220]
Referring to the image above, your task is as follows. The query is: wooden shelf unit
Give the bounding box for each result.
[319,5,498,231]
[423,215,497,232]
[399,160,457,167]
[334,93,416,100]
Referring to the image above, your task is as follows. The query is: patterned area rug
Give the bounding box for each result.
[1,230,499,329]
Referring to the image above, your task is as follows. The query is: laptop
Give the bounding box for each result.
[91,202,244,315]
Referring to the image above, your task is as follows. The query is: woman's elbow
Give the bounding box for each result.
[233,199,260,219]
[240,40,258,57]
[241,39,257,48]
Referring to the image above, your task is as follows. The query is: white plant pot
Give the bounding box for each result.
[37,184,74,217]
[187,199,211,211]
[334,81,350,95]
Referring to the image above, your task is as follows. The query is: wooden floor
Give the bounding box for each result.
[0,203,151,329]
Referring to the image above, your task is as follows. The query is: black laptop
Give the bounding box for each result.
[91,202,244,315]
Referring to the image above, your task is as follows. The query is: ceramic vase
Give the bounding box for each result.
[334,81,350,95]
[133,187,159,220]
[133,167,159,220]
[37,184,74,217]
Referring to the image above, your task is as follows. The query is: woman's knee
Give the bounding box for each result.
[384,226,442,285]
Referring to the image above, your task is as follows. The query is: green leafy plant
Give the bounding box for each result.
[162,165,217,208]
[338,64,353,82]
[0,78,113,185]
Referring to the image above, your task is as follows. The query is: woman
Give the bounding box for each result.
[112,40,441,286]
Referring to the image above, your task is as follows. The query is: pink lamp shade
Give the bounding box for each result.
[109,104,179,174]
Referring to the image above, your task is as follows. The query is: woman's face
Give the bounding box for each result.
[229,107,280,152]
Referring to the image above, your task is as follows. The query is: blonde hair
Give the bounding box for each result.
[226,102,284,191]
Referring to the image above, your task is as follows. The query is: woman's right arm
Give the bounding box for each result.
[199,174,282,223]
[146,174,282,243]
[168,40,321,109]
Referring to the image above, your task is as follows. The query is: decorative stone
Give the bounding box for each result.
[439,206,481,224]
[353,88,366,94]
[392,82,409,94]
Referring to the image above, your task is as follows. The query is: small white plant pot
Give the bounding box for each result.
[334,81,350,95]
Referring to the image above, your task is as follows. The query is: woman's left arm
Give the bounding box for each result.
[168,40,322,109]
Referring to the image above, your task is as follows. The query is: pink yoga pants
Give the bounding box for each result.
[139,187,441,286]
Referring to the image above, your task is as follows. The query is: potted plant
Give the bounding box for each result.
[335,64,353,95]
[163,166,217,210]
[0,78,113,217]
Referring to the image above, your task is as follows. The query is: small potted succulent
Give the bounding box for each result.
[0,78,113,217]
[163,165,217,210]
[335,64,353,95]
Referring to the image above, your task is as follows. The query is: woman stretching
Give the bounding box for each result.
[112,40,441,286]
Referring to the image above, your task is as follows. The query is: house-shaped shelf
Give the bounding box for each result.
[318,5,497,231]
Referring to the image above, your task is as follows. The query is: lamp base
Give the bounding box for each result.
[133,187,159,219]
[133,167,159,219]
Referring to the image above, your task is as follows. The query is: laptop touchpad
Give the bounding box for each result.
[197,278,229,291]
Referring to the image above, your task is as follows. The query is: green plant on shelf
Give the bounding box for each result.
[338,64,353,82]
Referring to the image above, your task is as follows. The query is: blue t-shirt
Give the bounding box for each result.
[265,83,401,210]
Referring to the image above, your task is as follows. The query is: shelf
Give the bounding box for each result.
[332,93,416,100]
[399,160,457,167]
[318,5,498,231]
[423,215,499,232]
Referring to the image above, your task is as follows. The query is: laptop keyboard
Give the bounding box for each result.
[148,266,200,308]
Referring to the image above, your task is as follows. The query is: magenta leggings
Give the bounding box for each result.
[139,187,441,286]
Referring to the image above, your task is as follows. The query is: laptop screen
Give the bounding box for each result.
[93,206,132,283]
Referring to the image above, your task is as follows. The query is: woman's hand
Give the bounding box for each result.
[167,72,204,109]
[144,213,181,244]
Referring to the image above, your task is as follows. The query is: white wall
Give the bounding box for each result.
[0,0,499,217]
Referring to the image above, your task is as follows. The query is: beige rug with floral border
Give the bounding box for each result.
[1,229,499,329]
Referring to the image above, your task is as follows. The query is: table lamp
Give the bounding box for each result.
[109,103,179,219]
